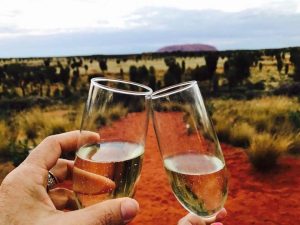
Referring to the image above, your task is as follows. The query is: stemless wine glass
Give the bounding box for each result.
[151,81,228,218]
[73,78,152,208]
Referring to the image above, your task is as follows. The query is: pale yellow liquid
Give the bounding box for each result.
[73,141,144,208]
[164,153,228,217]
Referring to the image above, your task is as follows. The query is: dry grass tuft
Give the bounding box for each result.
[16,107,80,144]
[247,133,293,171]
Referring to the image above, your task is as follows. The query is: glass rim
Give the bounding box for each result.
[151,81,197,99]
[91,77,153,96]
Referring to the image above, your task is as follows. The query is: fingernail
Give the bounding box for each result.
[211,223,223,225]
[121,198,139,223]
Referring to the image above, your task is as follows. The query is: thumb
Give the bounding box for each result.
[61,197,139,225]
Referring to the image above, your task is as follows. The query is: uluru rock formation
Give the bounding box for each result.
[157,44,217,52]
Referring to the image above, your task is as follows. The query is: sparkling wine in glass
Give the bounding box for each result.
[151,81,228,218]
[73,78,152,208]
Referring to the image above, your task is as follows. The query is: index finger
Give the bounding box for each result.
[24,131,100,170]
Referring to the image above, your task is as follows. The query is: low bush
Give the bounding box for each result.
[247,133,293,171]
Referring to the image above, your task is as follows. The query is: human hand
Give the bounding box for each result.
[178,208,227,225]
[0,131,139,225]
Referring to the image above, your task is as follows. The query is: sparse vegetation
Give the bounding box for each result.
[16,107,75,144]
[211,96,300,170]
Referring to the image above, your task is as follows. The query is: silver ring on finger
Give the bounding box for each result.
[47,171,59,191]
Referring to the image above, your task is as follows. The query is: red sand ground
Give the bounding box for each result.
[129,121,300,225]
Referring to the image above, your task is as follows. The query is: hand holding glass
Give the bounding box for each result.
[73,78,152,208]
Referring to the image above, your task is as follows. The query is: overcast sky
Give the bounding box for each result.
[0,0,300,57]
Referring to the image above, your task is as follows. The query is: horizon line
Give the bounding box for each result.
[0,45,299,59]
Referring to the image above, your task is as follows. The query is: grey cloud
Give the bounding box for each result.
[127,6,300,37]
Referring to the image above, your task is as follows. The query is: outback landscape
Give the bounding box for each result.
[0,46,300,224]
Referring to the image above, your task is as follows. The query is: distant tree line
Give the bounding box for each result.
[0,58,79,99]
[154,47,300,96]
[1,47,299,100]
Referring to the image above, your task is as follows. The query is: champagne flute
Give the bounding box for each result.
[151,81,228,218]
[73,78,152,208]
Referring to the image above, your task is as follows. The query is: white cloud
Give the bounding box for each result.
[0,0,300,57]
[0,0,299,36]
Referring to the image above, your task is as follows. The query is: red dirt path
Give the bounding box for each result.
[130,121,300,225]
